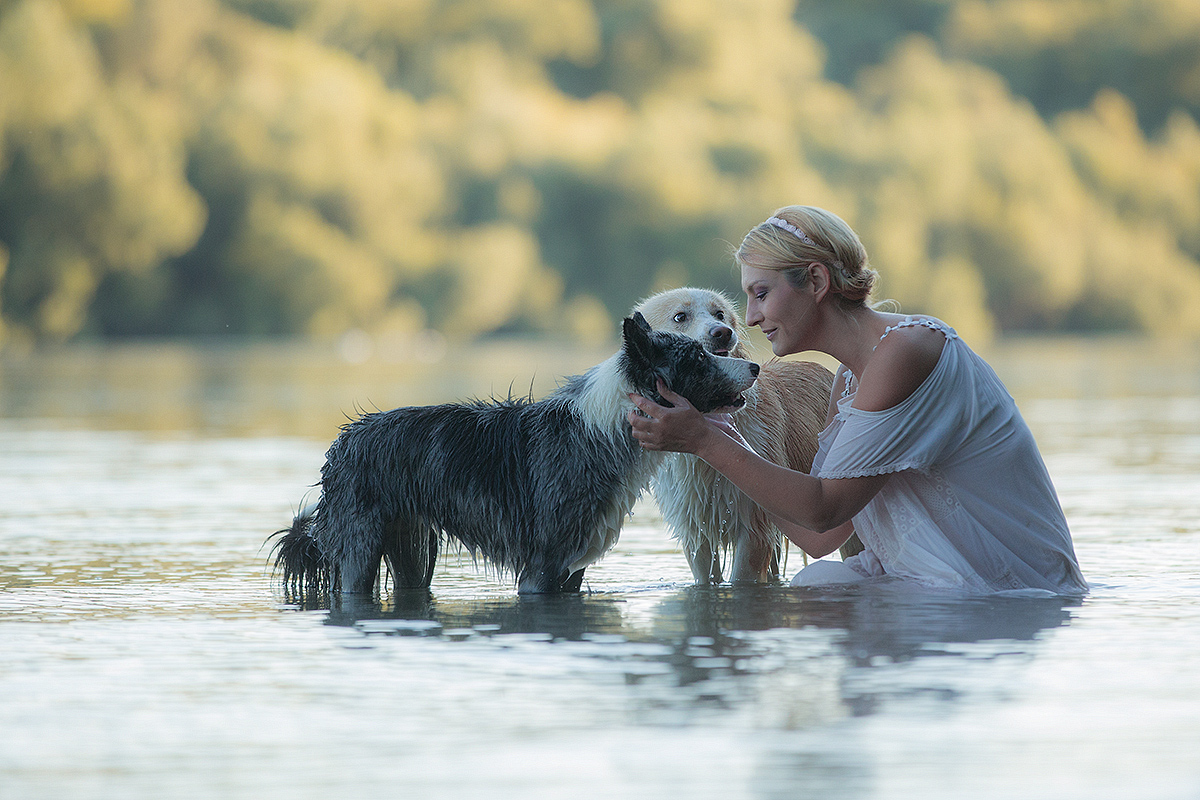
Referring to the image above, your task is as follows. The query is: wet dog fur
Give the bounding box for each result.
[268,312,759,600]
[634,287,839,584]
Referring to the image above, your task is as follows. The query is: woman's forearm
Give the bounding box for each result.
[695,425,887,545]
[769,514,858,559]
[627,387,888,546]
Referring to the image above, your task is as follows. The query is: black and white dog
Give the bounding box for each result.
[270,313,758,599]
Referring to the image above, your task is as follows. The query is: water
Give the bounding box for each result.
[2,337,1199,799]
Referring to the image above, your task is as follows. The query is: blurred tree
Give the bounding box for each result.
[817,37,1200,338]
[1055,91,1200,333]
[835,37,1093,338]
[0,0,204,344]
[944,0,1200,133]
[1058,91,1200,253]
[796,0,1200,135]
[535,0,842,318]
[794,0,953,85]
[1,0,1198,345]
[90,0,452,336]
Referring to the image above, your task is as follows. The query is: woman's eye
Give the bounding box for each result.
[673,312,687,323]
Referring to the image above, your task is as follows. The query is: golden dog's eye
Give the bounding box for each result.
[673,312,688,323]
[713,310,725,321]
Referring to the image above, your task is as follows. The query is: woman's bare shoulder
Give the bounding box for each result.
[852,322,947,413]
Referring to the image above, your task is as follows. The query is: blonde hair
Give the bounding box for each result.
[736,205,877,307]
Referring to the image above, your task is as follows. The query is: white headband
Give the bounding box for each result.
[765,216,816,246]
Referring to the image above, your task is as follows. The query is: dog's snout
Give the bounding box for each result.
[749,362,760,378]
[710,325,733,346]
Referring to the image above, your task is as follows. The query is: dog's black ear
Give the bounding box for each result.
[623,313,673,405]
[622,313,654,362]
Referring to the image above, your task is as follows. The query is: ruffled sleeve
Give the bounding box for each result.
[817,339,972,479]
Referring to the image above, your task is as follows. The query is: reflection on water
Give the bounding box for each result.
[2,338,1200,799]
[330,586,1074,670]
[328,586,1076,724]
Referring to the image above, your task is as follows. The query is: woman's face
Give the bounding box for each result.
[741,264,812,356]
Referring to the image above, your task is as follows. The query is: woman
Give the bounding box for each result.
[629,206,1087,595]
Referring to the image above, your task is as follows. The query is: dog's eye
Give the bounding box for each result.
[673,312,688,324]
[713,310,724,321]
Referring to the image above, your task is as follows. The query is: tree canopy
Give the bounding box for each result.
[2,0,1199,347]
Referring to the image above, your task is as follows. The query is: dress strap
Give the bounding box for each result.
[876,316,958,350]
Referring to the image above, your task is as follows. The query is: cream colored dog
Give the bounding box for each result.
[634,287,835,584]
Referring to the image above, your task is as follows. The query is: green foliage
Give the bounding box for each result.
[944,0,1200,132]
[0,0,204,343]
[1,0,1199,346]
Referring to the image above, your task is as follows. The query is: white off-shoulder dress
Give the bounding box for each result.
[792,317,1087,596]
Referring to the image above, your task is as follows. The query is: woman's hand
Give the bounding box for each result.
[627,381,753,457]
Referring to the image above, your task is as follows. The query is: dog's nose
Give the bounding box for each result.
[749,362,760,377]
[710,325,733,346]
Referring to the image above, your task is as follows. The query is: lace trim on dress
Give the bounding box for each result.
[818,460,934,480]
[840,366,855,400]
[841,316,958,399]
[879,316,958,344]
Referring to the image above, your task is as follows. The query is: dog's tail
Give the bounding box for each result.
[267,498,334,601]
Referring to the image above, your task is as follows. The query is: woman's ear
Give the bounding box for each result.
[808,262,832,303]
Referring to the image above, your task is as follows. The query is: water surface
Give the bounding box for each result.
[2,337,1198,798]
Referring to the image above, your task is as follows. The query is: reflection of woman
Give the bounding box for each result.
[629,206,1087,595]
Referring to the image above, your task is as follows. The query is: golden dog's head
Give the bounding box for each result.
[633,287,749,359]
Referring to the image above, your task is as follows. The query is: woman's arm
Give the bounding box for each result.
[628,387,888,557]
[771,515,858,559]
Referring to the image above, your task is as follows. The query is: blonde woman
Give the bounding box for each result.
[629,206,1087,595]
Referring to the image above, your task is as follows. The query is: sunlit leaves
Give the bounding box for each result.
[0,0,204,343]
[944,0,1200,128]
[1,0,1199,345]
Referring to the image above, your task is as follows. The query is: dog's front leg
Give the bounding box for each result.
[684,540,722,585]
[729,519,780,584]
[339,558,380,596]
[559,569,586,593]
[517,565,583,594]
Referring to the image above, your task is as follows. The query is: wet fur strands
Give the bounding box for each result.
[269,313,758,600]
[634,287,838,584]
